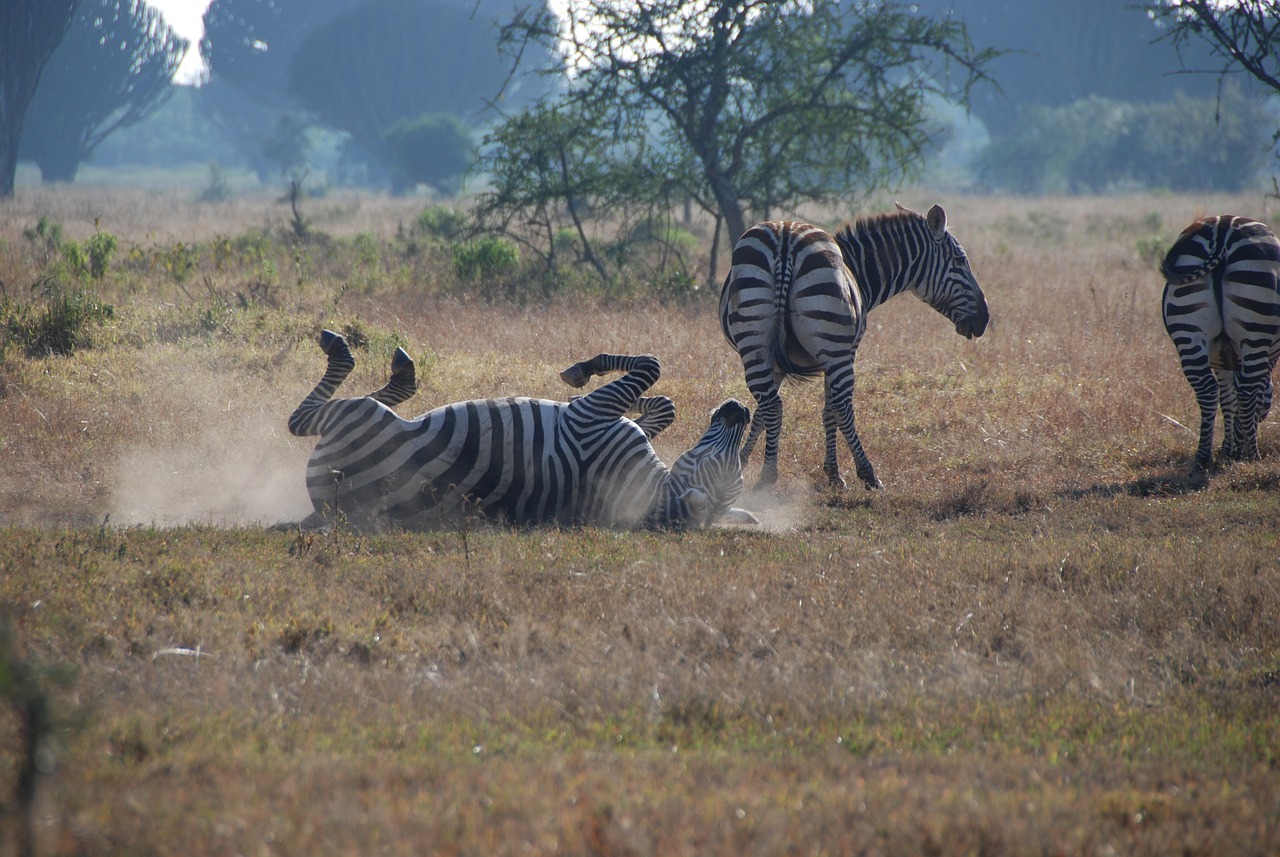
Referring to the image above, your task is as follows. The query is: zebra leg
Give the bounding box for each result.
[288,330,356,437]
[820,402,844,488]
[825,368,882,490]
[1233,357,1273,461]
[368,346,417,408]
[559,354,660,420]
[743,390,782,487]
[632,395,676,439]
[1180,359,1220,470]
[1217,367,1240,461]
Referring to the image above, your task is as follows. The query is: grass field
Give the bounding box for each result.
[1,185,1277,855]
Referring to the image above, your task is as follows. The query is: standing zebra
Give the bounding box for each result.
[719,203,989,490]
[287,330,754,531]
[1160,215,1280,469]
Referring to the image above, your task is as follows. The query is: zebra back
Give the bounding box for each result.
[1159,215,1277,286]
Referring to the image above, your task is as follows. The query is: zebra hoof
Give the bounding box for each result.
[318,329,345,354]
[390,346,414,377]
[560,362,591,388]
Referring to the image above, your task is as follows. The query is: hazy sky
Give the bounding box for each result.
[145,0,212,84]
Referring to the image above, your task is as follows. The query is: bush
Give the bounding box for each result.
[977,88,1272,194]
[86,231,117,281]
[382,113,474,195]
[2,282,115,357]
[451,236,519,284]
[416,205,468,241]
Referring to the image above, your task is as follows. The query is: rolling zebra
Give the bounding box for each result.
[287,330,755,531]
[719,203,990,490]
[1160,215,1280,469]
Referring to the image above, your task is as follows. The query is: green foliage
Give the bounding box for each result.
[451,237,520,287]
[416,205,468,241]
[86,231,118,281]
[382,113,474,195]
[977,89,1272,193]
[1,281,115,357]
[495,0,996,243]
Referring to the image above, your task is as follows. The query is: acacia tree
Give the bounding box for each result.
[494,0,997,247]
[20,0,187,183]
[0,0,79,197]
[1147,1,1280,96]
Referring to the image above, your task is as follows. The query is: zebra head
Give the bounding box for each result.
[664,399,751,527]
[908,203,990,341]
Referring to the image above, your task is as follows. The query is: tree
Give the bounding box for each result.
[1146,1,1280,98]
[382,114,475,194]
[19,0,187,183]
[911,0,1219,137]
[496,0,997,248]
[199,0,363,179]
[287,0,551,189]
[0,0,80,197]
[473,100,662,283]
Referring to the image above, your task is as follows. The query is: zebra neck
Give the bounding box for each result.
[656,471,691,526]
[839,232,912,311]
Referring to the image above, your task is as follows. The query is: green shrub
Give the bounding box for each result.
[977,88,1271,194]
[416,205,468,241]
[86,231,117,281]
[1,282,115,357]
[451,236,519,284]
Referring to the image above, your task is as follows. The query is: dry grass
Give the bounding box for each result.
[0,186,1278,856]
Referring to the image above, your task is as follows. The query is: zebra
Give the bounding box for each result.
[719,203,990,490]
[287,330,756,531]
[1160,214,1280,469]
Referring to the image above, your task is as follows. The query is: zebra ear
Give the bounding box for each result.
[894,201,909,214]
[927,204,948,238]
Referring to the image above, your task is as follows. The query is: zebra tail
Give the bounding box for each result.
[1160,224,1225,285]
[771,288,822,381]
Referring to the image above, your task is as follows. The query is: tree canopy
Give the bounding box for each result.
[199,0,363,179]
[488,0,996,253]
[911,0,1219,136]
[0,0,80,197]
[1146,0,1280,98]
[287,0,553,191]
[19,0,188,183]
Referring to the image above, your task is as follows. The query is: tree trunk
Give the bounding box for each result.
[0,131,18,197]
[34,148,80,184]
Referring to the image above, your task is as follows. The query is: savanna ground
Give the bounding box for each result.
[0,184,1277,856]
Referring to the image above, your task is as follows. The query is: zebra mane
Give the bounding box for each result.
[835,207,923,243]
[1160,216,1224,285]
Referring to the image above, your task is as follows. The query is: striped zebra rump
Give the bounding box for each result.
[1160,215,1280,468]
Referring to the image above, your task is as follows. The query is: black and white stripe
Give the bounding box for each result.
[288,330,753,530]
[719,203,989,489]
[1161,214,1280,468]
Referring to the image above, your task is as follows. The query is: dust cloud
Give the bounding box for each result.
[109,409,313,528]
